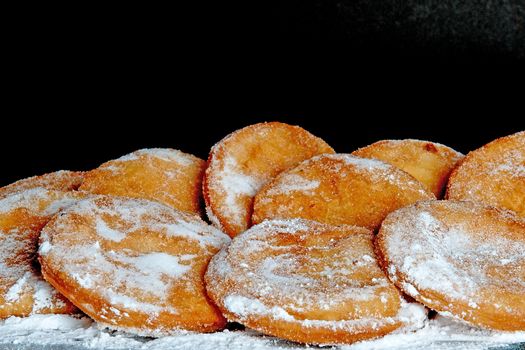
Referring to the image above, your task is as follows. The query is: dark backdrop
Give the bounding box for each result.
[3,3,524,186]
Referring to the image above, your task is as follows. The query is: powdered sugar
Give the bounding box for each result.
[51,196,229,250]
[326,153,391,171]
[225,295,295,322]
[224,294,426,332]
[42,203,221,306]
[32,279,64,312]
[342,315,525,350]
[115,148,197,167]
[211,155,265,227]
[0,188,83,315]
[95,218,127,242]
[4,272,31,302]
[162,219,228,249]
[205,206,223,230]
[491,151,525,178]
[105,291,170,315]
[0,170,84,198]
[1,269,63,314]
[266,174,320,196]
[126,253,192,278]
[0,188,79,215]
[0,313,523,349]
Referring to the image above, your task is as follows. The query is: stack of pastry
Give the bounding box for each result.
[0,122,523,345]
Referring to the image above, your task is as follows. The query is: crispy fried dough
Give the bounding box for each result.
[0,171,84,198]
[80,149,206,215]
[447,131,525,217]
[353,139,463,198]
[39,195,230,336]
[253,154,434,230]
[0,188,83,318]
[205,219,426,345]
[376,200,525,331]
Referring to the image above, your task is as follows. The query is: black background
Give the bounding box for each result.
[2,3,524,187]
[2,110,523,187]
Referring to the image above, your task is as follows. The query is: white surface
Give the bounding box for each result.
[0,313,524,349]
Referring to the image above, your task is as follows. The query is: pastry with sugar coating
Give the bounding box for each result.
[253,154,434,230]
[80,148,206,216]
[446,131,525,217]
[375,200,525,331]
[352,139,463,198]
[0,188,83,318]
[39,195,230,336]
[205,219,427,345]
[0,170,84,198]
[203,122,334,237]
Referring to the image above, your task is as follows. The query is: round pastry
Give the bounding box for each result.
[0,188,84,318]
[79,148,206,216]
[0,170,84,198]
[205,219,427,345]
[203,122,334,237]
[352,139,463,198]
[446,131,525,217]
[376,200,525,331]
[39,195,230,336]
[253,154,434,230]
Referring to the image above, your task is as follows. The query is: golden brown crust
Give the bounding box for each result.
[39,195,230,335]
[352,139,463,198]
[0,188,83,318]
[376,200,525,331]
[0,171,84,198]
[205,219,425,345]
[80,149,206,216]
[446,131,525,217]
[253,154,435,230]
[203,122,334,237]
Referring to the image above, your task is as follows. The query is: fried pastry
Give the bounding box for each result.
[80,148,206,216]
[253,154,434,230]
[353,139,463,198]
[376,200,525,331]
[0,188,83,318]
[205,219,426,345]
[39,195,230,336]
[0,170,84,198]
[447,131,525,217]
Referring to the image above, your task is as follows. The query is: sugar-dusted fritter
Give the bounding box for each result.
[0,170,84,198]
[0,188,83,318]
[376,200,525,331]
[253,154,434,230]
[80,148,206,216]
[205,219,427,345]
[39,195,230,336]
[447,131,525,217]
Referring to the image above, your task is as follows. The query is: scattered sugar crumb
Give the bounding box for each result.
[0,314,523,349]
